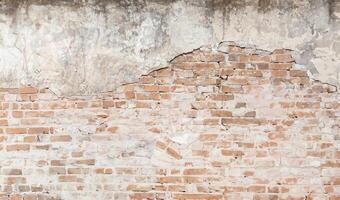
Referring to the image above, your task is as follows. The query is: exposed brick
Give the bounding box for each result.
[192,63,217,76]
[173,194,222,200]
[271,54,294,63]
[6,128,27,134]
[19,87,38,94]
[183,168,207,175]
[271,70,288,77]
[2,169,22,175]
[49,167,66,175]
[210,110,232,117]
[248,185,266,193]
[58,175,79,182]
[221,85,243,93]
[5,177,26,184]
[6,144,30,151]
[75,159,95,165]
[209,94,234,101]
[51,160,66,166]
[166,147,182,160]
[250,55,270,62]
[269,63,292,70]
[221,149,244,157]
[103,100,115,108]
[290,70,308,77]
[50,135,72,142]
[0,46,337,199]
[0,119,8,126]
[27,127,51,134]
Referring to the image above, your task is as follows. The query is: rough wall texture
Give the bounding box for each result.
[0,43,339,200]
[0,0,339,95]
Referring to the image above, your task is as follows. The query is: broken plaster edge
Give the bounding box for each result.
[45,40,339,98]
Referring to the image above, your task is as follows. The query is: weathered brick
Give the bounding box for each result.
[269,63,292,70]
[271,54,294,63]
[173,194,222,200]
[51,160,66,166]
[221,149,244,157]
[58,175,79,182]
[221,85,243,93]
[27,127,51,134]
[2,169,22,175]
[250,55,270,62]
[183,168,207,175]
[6,144,30,151]
[19,87,38,94]
[5,177,26,184]
[166,147,182,160]
[103,100,115,108]
[50,135,72,142]
[75,159,95,165]
[290,70,308,77]
[49,167,66,175]
[192,63,217,76]
[271,70,288,77]
[0,119,8,126]
[6,128,27,134]
[210,110,232,117]
[0,46,336,200]
[247,185,266,193]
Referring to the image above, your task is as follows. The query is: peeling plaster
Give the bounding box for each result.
[0,0,339,96]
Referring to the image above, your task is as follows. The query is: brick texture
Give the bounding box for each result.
[0,45,339,200]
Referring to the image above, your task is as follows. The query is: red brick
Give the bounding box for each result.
[183,168,207,175]
[50,135,72,142]
[173,194,222,200]
[5,177,26,184]
[221,150,244,157]
[290,70,308,77]
[271,70,287,77]
[221,85,243,93]
[58,175,79,182]
[271,54,294,63]
[166,147,182,160]
[247,185,266,193]
[209,94,234,101]
[6,144,30,151]
[102,100,115,108]
[107,126,118,133]
[193,63,217,75]
[269,63,292,70]
[2,169,22,175]
[75,159,95,165]
[6,128,27,134]
[210,110,232,117]
[250,55,270,62]
[27,127,51,134]
[0,119,8,126]
[19,87,38,94]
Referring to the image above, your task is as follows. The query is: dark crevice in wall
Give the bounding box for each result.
[328,0,338,21]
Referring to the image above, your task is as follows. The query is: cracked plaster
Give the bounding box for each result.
[0,0,339,95]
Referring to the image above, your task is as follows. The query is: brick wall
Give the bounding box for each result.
[0,44,339,200]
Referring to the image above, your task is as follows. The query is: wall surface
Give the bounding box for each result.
[0,44,339,200]
[0,0,339,95]
[0,1,339,200]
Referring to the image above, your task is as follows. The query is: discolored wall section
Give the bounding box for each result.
[0,0,339,95]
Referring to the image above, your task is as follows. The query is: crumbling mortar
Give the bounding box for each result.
[43,41,339,100]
